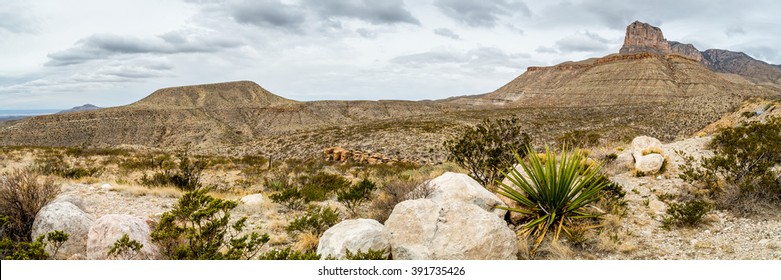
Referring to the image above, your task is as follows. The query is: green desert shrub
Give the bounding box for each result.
[444,115,531,188]
[497,147,608,254]
[270,172,351,210]
[107,233,144,260]
[679,117,781,209]
[337,179,377,216]
[286,206,340,237]
[661,199,712,229]
[150,188,270,260]
[0,216,69,260]
[33,153,101,179]
[343,248,389,260]
[139,152,206,191]
[0,168,60,242]
[257,247,321,260]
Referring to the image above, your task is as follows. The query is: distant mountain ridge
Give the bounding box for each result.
[58,104,102,114]
[1,21,780,161]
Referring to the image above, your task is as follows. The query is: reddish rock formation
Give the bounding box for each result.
[323,146,403,165]
[619,21,671,55]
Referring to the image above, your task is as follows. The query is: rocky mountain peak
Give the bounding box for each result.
[619,21,671,55]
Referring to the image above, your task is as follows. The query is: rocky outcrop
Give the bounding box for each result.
[86,214,160,260]
[323,146,402,164]
[384,199,517,260]
[427,172,507,218]
[316,219,390,260]
[669,41,703,62]
[619,21,671,55]
[31,200,95,259]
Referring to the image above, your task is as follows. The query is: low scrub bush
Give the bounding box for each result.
[257,247,320,260]
[344,248,389,260]
[0,168,60,241]
[444,116,531,188]
[497,147,608,255]
[33,153,101,179]
[0,216,69,260]
[270,172,350,210]
[661,199,712,229]
[286,206,340,237]
[678,117,781,211]
[138,152,206,191]
[107,233,144,260]
[150,189,270,260]
[338,179,377,216]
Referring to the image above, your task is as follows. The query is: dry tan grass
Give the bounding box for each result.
[293,232,320,253]
[108,183,182,198]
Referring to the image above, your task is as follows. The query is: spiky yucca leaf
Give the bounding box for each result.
[497,146,607,253]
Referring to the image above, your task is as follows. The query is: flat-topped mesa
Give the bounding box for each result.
[619,21,671,55]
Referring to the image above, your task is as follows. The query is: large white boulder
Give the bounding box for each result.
[384,199,517,260]
[31,200,95,259]
[240,194,265,206]
[427,172,507,218]
[635,154,665,175]
[631,136,663,159]
[317,219,389,260]
[86,214,160,260]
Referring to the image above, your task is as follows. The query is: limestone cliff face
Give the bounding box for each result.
[619,21,671,55]
[669,41,703,62]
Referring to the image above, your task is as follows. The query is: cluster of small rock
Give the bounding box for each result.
[323,146,402,165]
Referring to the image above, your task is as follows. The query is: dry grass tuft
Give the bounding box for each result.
[293,232,320,253]
[108,183,182,198]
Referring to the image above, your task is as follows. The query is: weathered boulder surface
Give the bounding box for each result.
[635,154,666,175]
[427,172,507,218]
[384,199,517,260]
[31,200,95,259]
[631,136,664,159]
[240,194,264,206]
[317,219,390,260]
[86,214,160,260]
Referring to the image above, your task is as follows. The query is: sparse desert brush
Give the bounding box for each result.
[679,117,781,212]
[557,130,602,148]
[0,168,60,241]
[443,115,531,188]
[150,188,270,260]
[337,178,376,216]
[285,206,340,237]
[661,199,712,229]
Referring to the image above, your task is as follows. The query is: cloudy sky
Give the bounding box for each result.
[1,0,780,109]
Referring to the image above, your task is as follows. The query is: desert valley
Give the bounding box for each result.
[1,20,780,261]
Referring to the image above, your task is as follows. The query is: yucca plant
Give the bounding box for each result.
[497,146,608,254]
